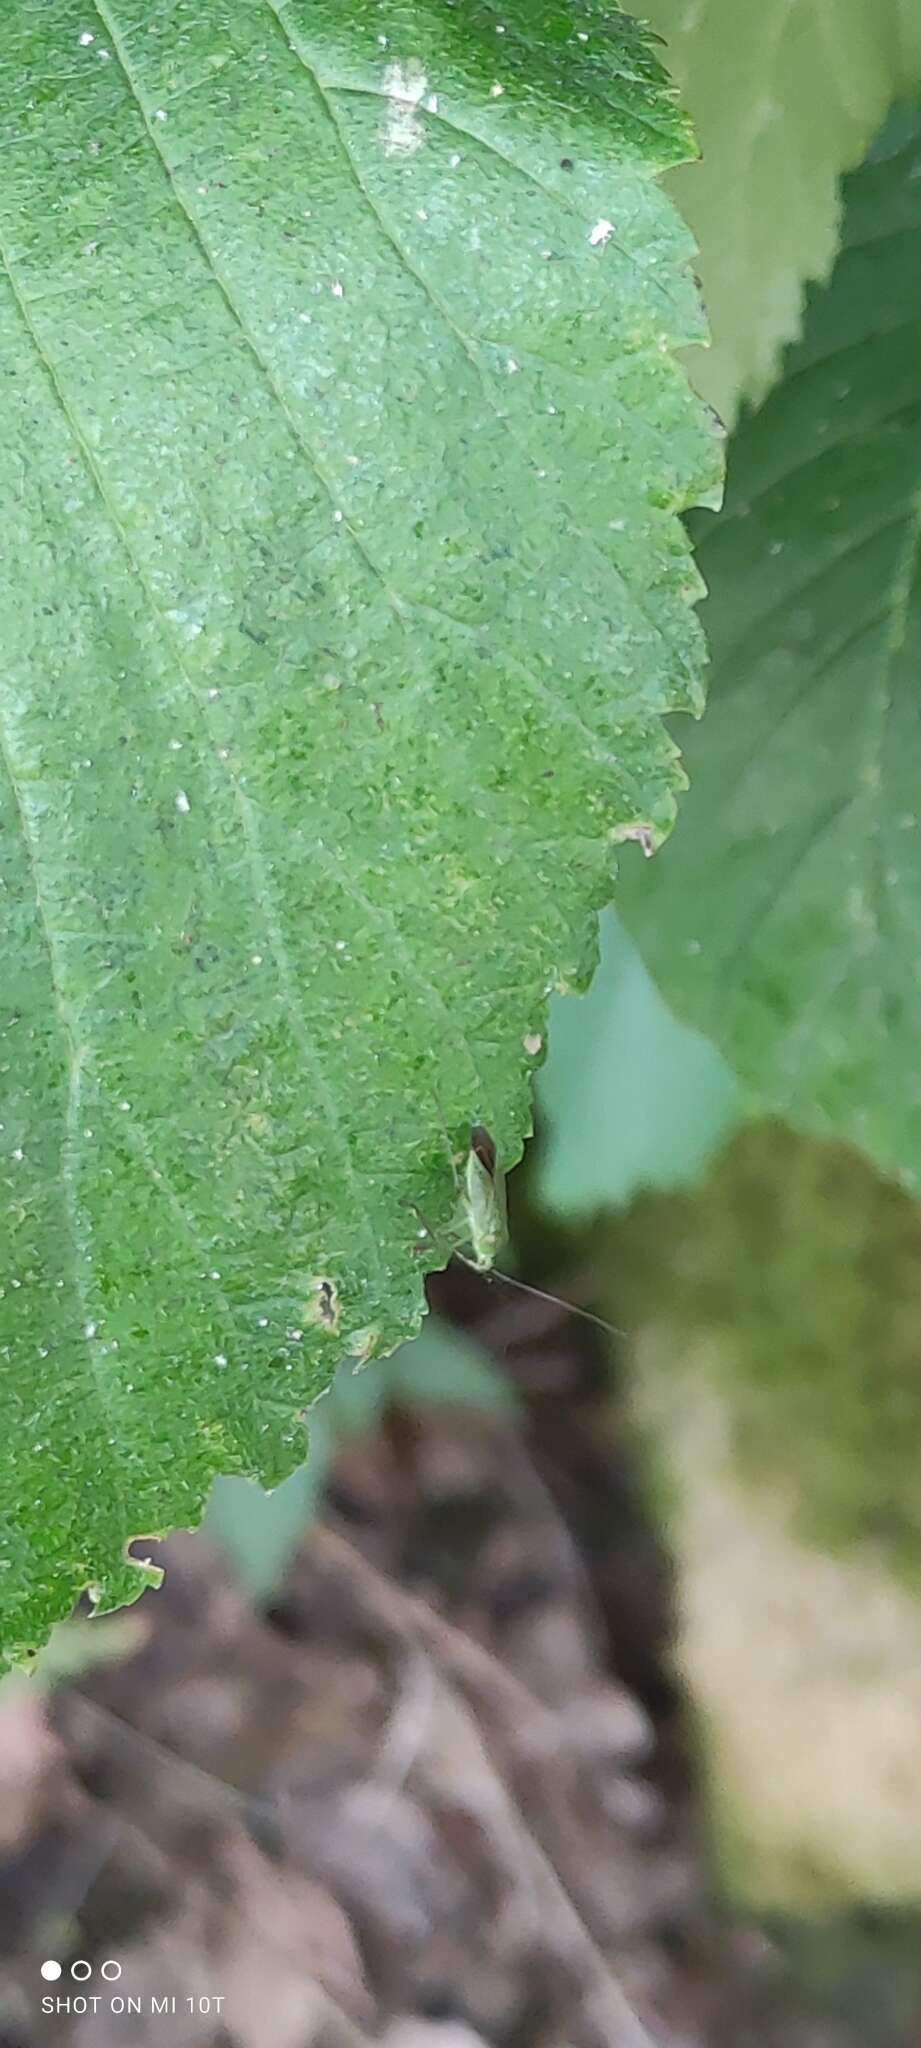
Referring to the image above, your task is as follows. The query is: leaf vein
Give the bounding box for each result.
[0,205,385,1297]
[262,0,687,680]
[711,500,920,681]
[0,697,129,1469]
[95,2,646,825]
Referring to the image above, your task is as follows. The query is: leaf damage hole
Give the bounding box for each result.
[307,1276,339,1332]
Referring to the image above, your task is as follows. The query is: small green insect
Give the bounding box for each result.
[448,1125,620,1337]
[459,1124,508,1272]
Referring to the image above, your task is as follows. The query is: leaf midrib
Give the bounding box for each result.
[0,710,132,1491]
[97,0,689,695]
[0,206,388,1297]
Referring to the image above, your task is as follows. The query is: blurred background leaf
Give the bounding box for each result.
[536,908,738,1219]
[616,102,921,1197]
[636,0,921,421]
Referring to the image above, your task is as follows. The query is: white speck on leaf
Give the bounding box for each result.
[331,279,344,297]
[589,219,614,247]
[381,59,428,156]
[84,1321,98,1340]
[154,109,168,121]
[489,81,504,97]
[79,30,94,44]
[175,789,191,813]
[523,1032,543,1055]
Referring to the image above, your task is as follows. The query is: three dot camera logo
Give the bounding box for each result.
[40,1959,224,2019]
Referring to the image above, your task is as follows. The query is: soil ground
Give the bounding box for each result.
[2,1265,919,2048]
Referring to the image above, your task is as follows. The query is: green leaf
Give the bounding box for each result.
[617,106,921,1193]
[536,907,737,1217]
[636,0,921,420]
[0,2,719,1664]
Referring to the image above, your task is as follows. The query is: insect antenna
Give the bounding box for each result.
[463,1258,627,1339]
